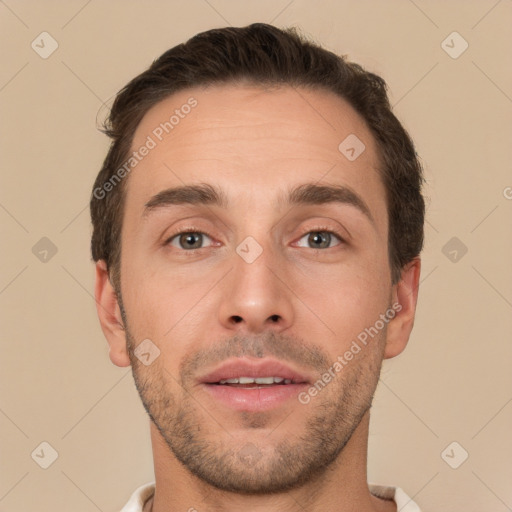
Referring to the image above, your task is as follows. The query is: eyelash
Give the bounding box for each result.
[164,226,346,251]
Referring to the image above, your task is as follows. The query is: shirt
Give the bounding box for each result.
[120,481,421,511]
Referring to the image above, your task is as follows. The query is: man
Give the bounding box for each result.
[91,23,424,512]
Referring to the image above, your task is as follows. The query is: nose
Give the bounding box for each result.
[217,240,295,335]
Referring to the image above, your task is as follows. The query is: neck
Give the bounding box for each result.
[146,411,394,512]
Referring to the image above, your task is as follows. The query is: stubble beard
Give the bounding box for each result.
[122,325,385,495]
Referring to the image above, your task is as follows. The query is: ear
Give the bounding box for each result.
[384,258,421,359]
[94,260,131,367]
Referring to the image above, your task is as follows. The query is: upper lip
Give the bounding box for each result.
[199,358,313,384]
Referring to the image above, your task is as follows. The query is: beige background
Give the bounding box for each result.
[1,1,511,511]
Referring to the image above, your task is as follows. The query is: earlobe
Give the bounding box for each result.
[384,258,421,359]
[94,260,131,367]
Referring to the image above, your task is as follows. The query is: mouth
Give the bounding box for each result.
[198,358,312,411]
[199,358,311,386]
[213,376,296,388]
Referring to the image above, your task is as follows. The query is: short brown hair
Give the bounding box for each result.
[90,22,425,291]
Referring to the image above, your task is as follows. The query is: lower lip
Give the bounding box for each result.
[201,383,309,412]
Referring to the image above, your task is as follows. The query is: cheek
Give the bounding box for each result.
[121,263,212,352]
[301,259,391,348]
[120,261,172,338]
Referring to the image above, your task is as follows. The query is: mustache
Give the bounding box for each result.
[179,331,331,383]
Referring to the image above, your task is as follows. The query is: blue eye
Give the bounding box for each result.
[164,228,344,252]
[167,231,214,250]
[296,230,343,249]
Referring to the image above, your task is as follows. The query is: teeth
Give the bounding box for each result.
[218,377,291,385]
[255,377,275,384]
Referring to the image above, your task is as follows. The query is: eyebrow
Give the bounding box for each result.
[143,182,374,224]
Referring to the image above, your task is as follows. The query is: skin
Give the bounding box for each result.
[95,83,420,512]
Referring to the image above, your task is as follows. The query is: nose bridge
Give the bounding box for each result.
[235,231,278,285]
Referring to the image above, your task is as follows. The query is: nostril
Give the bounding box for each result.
[232,315,243,323]
[270,315,280,322]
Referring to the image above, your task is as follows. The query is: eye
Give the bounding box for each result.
[295,230,343,249]
[166,231,214,250]
[164,228,344,252]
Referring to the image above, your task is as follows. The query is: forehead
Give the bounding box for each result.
[124,83,386,230]
[131,83,377,161]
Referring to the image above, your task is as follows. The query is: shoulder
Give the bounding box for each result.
[369,483,422,512]
[120,482,156,512]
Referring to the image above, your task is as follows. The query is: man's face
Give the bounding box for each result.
[118,84,393,493]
